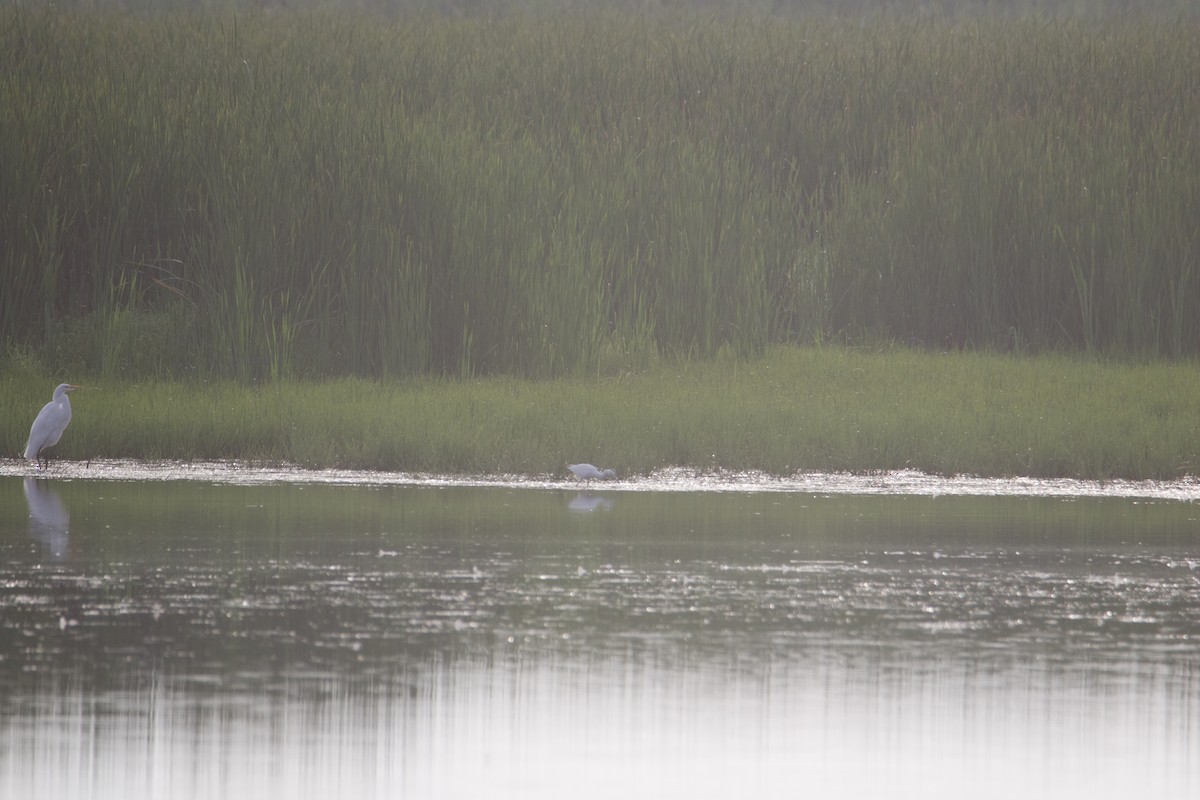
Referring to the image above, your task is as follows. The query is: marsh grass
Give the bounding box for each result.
[2,7,1198,379]
[3,347,1196,480]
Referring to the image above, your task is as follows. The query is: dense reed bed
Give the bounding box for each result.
[3,346,1197,480]
[2,6,1198,380]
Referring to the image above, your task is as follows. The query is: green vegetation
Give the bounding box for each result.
[2,6,1198,381]
[3,5,1197,481]
[3,347,1197,480]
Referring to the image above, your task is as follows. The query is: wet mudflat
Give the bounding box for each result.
[1,470,1198,799]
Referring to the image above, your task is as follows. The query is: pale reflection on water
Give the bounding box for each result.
[1,477,1198,799]
[7,651,1195,800]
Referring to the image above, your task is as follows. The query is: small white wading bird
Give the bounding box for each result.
[567,463,617,481]
[24,383,81,469]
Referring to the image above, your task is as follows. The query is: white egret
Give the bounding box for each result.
[567,463,617,481]
[24,383,81,468]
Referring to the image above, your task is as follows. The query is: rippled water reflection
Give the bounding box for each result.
[1,474,1198,799]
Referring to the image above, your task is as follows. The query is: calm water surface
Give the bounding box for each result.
[1,472,1198,799]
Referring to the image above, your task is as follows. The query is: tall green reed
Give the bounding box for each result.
[2,8,1197,381]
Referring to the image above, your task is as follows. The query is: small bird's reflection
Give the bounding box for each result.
[24,477,69,560]
[568,493,615,514]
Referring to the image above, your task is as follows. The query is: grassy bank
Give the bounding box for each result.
[3,7,1199,380]
[3,347,1197,480]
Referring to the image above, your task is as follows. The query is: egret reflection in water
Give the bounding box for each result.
[23,476,69,559]
[568,492,615,513]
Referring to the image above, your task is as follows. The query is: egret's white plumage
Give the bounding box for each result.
[24,383,80,468]
[567,463,617,481]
